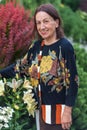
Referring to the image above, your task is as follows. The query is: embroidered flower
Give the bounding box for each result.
[49,59,58,77]
[29,64,38,78]
[29,48,71,93]
[30,78,39,87]
[40,55,53,73]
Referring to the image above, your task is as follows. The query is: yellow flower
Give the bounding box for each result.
[27,102,37,117]
[56,86,63,92]
[23,77,32,89]
[0,80,5,96]
[66,78,70,84]
[40,56,53,73]
[23,90,34,104]
[54,78,60,84]
[68,73,70,77]
[23,90,37,117]
[62,72,65,77]
[28,64,33,73]
[65,68,68,72]
[41,76,46,82]
[31,78,38,87]
[52,50,56,55]
[60,61,64,68]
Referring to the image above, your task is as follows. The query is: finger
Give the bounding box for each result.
[62,123,67,129]
[66,123,71,129]
[62,122,72,130]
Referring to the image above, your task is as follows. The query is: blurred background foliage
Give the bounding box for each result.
[61,0,80,11]
[0,0,87,130]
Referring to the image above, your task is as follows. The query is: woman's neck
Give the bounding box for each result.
[44,39,59,45]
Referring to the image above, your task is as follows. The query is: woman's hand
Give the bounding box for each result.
[61,106,72,130]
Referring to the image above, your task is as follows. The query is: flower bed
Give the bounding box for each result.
[0,62,37,130]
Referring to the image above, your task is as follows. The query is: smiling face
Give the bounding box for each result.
[35,11,59,44]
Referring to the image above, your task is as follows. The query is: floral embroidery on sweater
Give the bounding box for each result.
[28,46,78,93]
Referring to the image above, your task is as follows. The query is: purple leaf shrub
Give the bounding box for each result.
[0,2,34,69]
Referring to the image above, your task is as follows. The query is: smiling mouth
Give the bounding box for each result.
[41,32,46,35]
[40,31,48,35]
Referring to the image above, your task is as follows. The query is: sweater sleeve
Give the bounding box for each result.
[0,63,16,78]
[0,41,38,79]
[64,42,79,106]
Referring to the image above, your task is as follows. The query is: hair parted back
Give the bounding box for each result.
[34,3,64,40]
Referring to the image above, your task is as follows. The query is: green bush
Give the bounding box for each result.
[58,4,87,42]
[61,0,80,11]
[71,44,87,130]
[71,64,87,130]
[74,44,87,72]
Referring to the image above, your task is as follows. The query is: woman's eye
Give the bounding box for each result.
[44,20,49,23]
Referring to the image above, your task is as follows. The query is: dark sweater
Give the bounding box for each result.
[27,38,78,106]
[0,38,78,107]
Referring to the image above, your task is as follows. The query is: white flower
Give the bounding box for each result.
[0,106,14,129]
[2,116,9,123]
[0,115,4,120]
[6,78,23,91]
[0,124,3,129]
[3,123,9,128]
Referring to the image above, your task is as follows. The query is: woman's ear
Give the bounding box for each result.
[55,19,59,28]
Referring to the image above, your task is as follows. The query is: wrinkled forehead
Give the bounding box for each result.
[35,11,54,21]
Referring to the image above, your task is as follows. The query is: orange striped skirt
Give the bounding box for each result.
[41,104,65,125]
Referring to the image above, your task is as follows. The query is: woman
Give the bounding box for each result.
[29,3,78,130]
[0,4,78,130]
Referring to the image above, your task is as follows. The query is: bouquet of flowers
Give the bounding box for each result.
[0,61,37,130]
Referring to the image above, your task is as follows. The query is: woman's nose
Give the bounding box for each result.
[40,22,45,29]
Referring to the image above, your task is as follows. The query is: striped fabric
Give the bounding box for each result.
[41,104,65,124]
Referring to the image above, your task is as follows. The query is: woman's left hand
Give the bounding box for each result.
[61,106,72,130]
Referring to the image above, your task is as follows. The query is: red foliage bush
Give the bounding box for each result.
[0,2,34,69]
